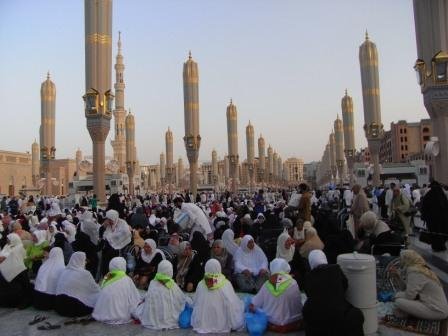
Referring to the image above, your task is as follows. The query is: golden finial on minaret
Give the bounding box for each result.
[188,50,192,60]
[128,108,132,114]
[47,71,50,80]
[345,88,348,96]
[365,30,369,40]
[230,98,233,105]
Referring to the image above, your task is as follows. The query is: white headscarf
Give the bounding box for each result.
[204,258,222,274]
[104,210,132,250]
[35,247,65,295]
[270,257,291,274]
[0,233,26,282]
[56,251,100,307]
[47,202,61,217]
[234,235,268,275]
[308,250,328,270]
[81,211,100,245]
[141,239,166,264]
[62,220,77,243]
[276,230,295,262]
[222,229,239,256]
[33,230,48,246]
[109,256,126,271]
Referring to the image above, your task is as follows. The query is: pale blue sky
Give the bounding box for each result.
[0,0,426,164]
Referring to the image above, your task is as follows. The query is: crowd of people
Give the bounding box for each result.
[0,180,447,334]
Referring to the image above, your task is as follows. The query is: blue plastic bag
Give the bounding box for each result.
[178,304,193,329]
[242,295,253,313]
[245,308,267,336]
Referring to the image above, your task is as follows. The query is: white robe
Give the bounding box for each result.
[134,279,191,330]
[234,235,268,275]
[92,276,141,324]
[180,203,212,238]
[103,218,132,250]
[191,280,244,333]
[34,247,65,295]
[0,234,26,282]
[252,280,303,326]
[56,252,100,307]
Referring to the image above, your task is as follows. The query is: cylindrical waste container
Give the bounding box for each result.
[337,252,378,335]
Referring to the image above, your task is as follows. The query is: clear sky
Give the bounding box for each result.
[0,0,427,165]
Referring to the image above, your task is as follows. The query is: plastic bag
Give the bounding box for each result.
[178,303,193,329]
[245,308,267,336]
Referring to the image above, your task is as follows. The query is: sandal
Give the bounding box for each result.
[64,317,80,325]
[29,315,47,325]
[37,322,61,330]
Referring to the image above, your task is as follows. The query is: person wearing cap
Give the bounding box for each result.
[250,258,303,332]
[302,250,364,336]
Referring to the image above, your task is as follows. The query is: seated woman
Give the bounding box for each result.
[72,228,99,278]
[303,250,364,336]
[210,239,233,280]
[276,230,295,263]
[221,228,239,256]
[359,211,403,255]
[0,233,33,308]
[133,239,165,289]
[55,251,100,317]
[394,250,448,320]
[25,230,49,274]
[234,235,269,293]
[299,227,324,259]
[251,258,303,333]
[191,259,244,333]
[134,260,192,330]
[33,247,65,310]
[93,257,141,324]
[175,241,205,292]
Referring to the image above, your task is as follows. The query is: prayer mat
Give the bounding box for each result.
[381,314,447,336]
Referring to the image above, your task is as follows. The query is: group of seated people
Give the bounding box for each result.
[0,203,447,334]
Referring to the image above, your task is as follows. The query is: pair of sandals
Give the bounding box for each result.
[28,315,61,330]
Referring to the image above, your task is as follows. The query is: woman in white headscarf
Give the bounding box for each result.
[55,251,100,317]
[93,257,141,324]
[101,209,132,276]
[222,229,239,256]
[191,259,244,333]
[134,260,192,330]
[33,247,65,310]
[133,239,165,289]
[276,231,295,262]
[80,211,100,246]
[234,235,269,293]
[0,233,33,308]
[251,258,303,332]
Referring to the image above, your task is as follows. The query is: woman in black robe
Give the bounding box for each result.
[421,181,448,252]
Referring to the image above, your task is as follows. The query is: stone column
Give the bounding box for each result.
[226,100,239,194]
[246,121,255,192]
[212,149,218,191]
[31,140,40,188]
[329,132,337,183]
[341,90,356,184]
[165,127,174,194]
[125,112,135,195]
[258,135,266,188]
[334,115,345,185]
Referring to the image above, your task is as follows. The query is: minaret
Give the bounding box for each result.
[40,72,56,195]
[325,143,332,183]
[226,99,239,194]
[334,115,345,185]
[267,145,274,185]
[83,0,113,202]
[177,157,184,189]
[413,1,448,184]
[277,156,283,185]
[258,134,266,186]
[246,121,255,191]
[160,152,166,190]
[329,132,337,182]
[212,149,218,191]
[183,51,201,197]
[359,31,384,186]
[165,127,174,194]
[224,155,230,187]
[125,111,136,195]
[111,31,127,173]
[273,151,278,182]
[75,148,83,178]
[341,89,356,184]
[31,140,40,188]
